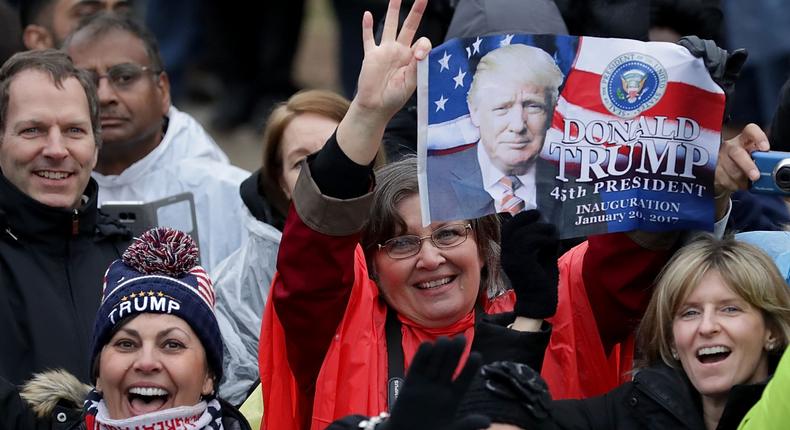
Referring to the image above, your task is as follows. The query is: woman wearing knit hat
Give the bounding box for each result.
[4,227,250,429]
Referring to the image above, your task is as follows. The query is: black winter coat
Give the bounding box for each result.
[550,363,767,430]
[0,174,131,386]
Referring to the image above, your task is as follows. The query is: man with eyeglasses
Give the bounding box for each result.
[20,0,133,50]
[0,49,131,386]
[62,13,249,272]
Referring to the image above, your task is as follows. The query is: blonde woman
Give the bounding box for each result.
[536,235,790,430]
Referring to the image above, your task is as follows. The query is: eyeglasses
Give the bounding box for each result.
[378,223,472,259]
[87,63,160,90]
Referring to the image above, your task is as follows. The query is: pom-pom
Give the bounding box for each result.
[122,227,199,276]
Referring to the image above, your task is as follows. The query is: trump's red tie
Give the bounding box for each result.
[498,176,525,215]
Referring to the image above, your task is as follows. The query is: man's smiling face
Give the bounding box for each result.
[0,70,97,208]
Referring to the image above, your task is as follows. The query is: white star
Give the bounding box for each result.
[465,46,472,59]
[453,68,466,88]
[434,94,448,112]
[437,51,451,72]
[472,37,482,55]
[500,34,514,47]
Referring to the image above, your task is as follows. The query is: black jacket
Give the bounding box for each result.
[240,169,285,231]
[550,363,767,430]
[0,174,131,386]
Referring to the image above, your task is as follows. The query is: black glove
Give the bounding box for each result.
[478,361,556,428]
[500,210,560,319]
[380,337,491,430]
[327,414,489,430]
[677,36,748,121]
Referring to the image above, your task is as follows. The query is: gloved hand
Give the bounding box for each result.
[500,210,560,319]
[677,36,747,120]
[380,336,491,430]
[480,361,553,421]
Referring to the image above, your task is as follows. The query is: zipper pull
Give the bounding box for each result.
[72,209,79,235]
[4,228,17,241]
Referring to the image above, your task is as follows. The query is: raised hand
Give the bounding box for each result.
[337,0,432,165]
[677,36,747,107]
[357,0,431,118]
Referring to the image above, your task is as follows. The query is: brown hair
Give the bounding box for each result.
[260,89,351,215]
[360,156,505,299]
[0,49,101,147]
[637,234,790,369]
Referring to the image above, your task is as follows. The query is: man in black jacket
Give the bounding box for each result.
[0,49,130,386]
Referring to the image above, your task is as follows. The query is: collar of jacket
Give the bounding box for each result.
[633,362,768,429]
[632,364,706,428]
[19,370,252,430]
[0,172,101,244]
[240,169,284,230]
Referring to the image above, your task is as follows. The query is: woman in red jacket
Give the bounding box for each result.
[259,1,557,428]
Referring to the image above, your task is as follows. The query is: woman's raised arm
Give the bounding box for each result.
[336,0,432,166]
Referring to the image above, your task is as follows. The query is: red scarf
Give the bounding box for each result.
[399,311,476,375]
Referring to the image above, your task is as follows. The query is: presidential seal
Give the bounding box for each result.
[600,53,668,118]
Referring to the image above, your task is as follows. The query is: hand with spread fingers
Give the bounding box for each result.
[714,123,770,219]
[500,210,560,320]
[380,336,491,430]
[336,0,433,166]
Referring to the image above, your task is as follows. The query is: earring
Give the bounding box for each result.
[766,341,776,351]
[671,350,679,360]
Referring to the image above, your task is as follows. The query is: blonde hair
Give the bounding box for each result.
[467,44,564,109]
[259,89,351,215]
[637,234,790,369]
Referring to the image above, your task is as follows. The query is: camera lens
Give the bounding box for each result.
[776,165,790,192]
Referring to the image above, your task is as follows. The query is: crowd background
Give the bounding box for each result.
[0,0,371,172]
[129,0,354,173]
[2,0,790,429]
[2,0,789,172]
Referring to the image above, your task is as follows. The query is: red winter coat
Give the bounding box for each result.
[258,169,548,430]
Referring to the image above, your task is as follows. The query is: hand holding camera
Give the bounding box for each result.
[715,123,770,198]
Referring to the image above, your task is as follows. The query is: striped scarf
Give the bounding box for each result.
[82,389,224,430]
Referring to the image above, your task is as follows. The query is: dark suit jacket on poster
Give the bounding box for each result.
[427,144,493,221]
[426,143,561,222]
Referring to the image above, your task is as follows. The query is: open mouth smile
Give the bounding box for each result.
[696,345,732,364]
[126,386,170,415]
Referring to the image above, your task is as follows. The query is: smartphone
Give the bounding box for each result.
[751,151,790,196]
